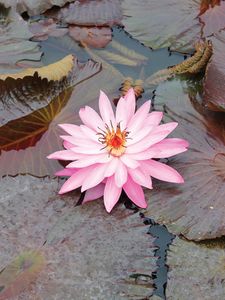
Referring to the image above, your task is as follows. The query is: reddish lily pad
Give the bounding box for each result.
[200,0,225,36]
[145,79,225,241]
[0,65,123,177]
[203,31,225,111]
[0,175,157,299]
[166,237,225,299]
[59,0,122,26]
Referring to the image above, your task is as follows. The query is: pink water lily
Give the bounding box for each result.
[48,89,188,212]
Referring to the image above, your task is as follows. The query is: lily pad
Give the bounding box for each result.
[203,31,225,111]
[145,79,225,241]
[0,56,100,127]
[17,0,74,16]
[0,3,42,73]
[0,64,123,177]
[200,0,225,36]
[0,175,157,299]
[59,0,122,26]
[166,237,225,299]
[121,0,201,52]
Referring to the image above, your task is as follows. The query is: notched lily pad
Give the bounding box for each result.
[0,176,157,299]
[145,79,225,241]
[167,237,225,299]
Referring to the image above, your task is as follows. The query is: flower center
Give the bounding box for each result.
[97,122,129,157]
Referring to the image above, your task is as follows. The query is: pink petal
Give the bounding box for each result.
[120,155,140,169]
[127,125,154,146]
[55,168,78,176]
[60,135,100,148]
[104,157,119,177]
[152,122,178,135]
[114,160,128,187]
[141,160,184,183]
[123,176,147,208]
[126,130,170,154]
[80,125,99,142]
[59,124,83,138]
[128,168,152,189]
[59,166,93,194]
[83,183,105,203]
[147,138,189,158]
[104,176,122,213]
[63,140,74,149]
[47,150,82,160]
[66,153,111,168]
[123,88,136,122]
[116,97,128,130]
[146,111,163,126]
[127,100,151,134]
[99,90,116,129]
[71,144,106,155]
[81,163,108,192]
[79,106,105,132]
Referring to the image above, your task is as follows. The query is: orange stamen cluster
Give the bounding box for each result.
[97,122,129,156]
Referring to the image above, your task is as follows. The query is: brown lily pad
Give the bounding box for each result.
[145,79,225,241]
[166,237,225,299]
[0,64,123,177]
[203,31,225,111]
[0,175,157,299]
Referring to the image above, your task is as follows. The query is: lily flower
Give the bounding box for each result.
[48,89,188,212]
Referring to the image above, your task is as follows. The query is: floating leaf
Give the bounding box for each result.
[121,0,201,52]
[0,54,74,80]
[69,26,112,48]
[167,237,225,299]
[200,0,225,36]
[0,251,45,300]
[0,3,42,73]
[59,0,122,26]
[0,64,122,177]
[17,0,74,16]
[0,175,157,299]
[203,31,225,111]
[0,57,100,127]
[145,79,225,241]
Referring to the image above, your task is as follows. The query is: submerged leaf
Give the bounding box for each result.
[167,237,225,299]
[69,26,112,48]
[0,175,157,299]
[0,64,122,177]
[0,57,100,127]
[0,251,45,300]
[145,79,225,240]
[203,31,225,111]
